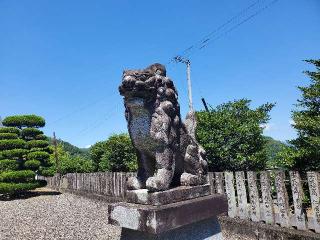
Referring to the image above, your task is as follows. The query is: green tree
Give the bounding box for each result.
[284,60,320,171]
[196,99,274,171]
[98,134,137,172]
[89,141,108,171]
[89,133,137,172]
[46,144,94,175]
[0,115,49,195]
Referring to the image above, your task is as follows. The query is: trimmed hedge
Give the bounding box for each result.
[0,181,45,194]
[0,170,35,183]
[35,134,48,140]
[0,139,25,150]
[26,140,49,149]
[0,133,18,140]
[0,160,19,171]
[27,151,49,161]
[24,160,41,170]
[0,127,20,135]
[0,149,27,159]
[21,128,43,139]
[2,115,45,128]
[29,147,52,154]
[38,166,56,177]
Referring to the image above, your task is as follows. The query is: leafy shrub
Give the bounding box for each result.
[0,139,25,150]
[2,115,45,128]
[0,170,35,183]
[27,151,50,161]
[21,128,43,139]
[0,149,27,159]
[26,140,49,149]
[24,160,41,170]
[0,127,20,135]
[0,181,43,194]
[0,160,19,171]
[0,133,18,140]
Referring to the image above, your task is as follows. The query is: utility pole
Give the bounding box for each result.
[201,97,209,112]
[53,132,60,176]
[174,56,193,112]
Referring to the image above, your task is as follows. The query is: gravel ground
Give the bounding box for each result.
[0,188,121,240]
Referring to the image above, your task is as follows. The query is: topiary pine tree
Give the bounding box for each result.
[0,115,50,195]
[288,60,320,171]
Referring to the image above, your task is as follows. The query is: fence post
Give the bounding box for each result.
[214,172,225,194]
[260,171,275,224]
[224,172,237,218]
[289,171,307,230]
[207,172,215,194]
[247,171,260,222]
[275,170,290,228]
[235,171,249,219]
[307,171,320,233]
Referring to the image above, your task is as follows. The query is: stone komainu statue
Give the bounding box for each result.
[119,63,208,192]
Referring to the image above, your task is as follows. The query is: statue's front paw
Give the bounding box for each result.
[127,176,144,190]
[180,172,205,186]
[146,177,168,192]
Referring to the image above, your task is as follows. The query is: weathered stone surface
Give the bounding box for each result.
[126,184,210,205]
[108,194,228,234]
[119,63,208,192]
[120,217,223,240]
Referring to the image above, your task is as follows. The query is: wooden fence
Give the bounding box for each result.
[38,172,129,199]
[39,170,320,233]
[207,171,320,233]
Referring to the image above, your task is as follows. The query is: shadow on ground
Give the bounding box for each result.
[0,188,61,201]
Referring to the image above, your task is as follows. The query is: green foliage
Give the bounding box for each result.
[2,115,45,128]
[0,149,27,159]
[283,59,320,171]
[0,127,20,135]
[0,160,19,171]
[27,151,50,161]
[97,134,137,172]
[196,99,274,171]
[48,144,94,175]
[0,181,45,194]
[21,128,43,139]
[35,134,48,140]
[26,140,49,149]
[0,170,35,183]
[24,160,41,170]
[89,141,108,171]
[0,114,50,194]
[264,136,287,168]
[0,133,18,140]
[0,139,25,150]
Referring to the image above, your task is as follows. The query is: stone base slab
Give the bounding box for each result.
[108,194,227,234]
[126,184,210,206]
[120,217,223,240]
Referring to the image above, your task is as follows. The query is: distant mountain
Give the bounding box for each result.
[48,137,89,157]
[263,136,286,164]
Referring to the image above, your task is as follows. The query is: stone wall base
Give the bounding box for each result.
[218,215,320,240]
[120,217,222,240]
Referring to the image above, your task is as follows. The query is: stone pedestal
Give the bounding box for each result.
[108,186,228,240]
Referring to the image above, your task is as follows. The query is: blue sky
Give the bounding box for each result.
[1,0,319,147]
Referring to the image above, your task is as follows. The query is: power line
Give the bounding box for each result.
[169,0,279,62]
